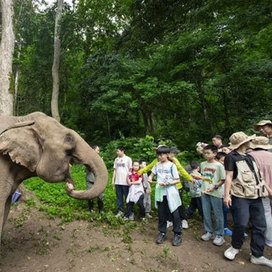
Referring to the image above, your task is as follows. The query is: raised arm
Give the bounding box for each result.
[138,159,158,175]
[172,157,192,181]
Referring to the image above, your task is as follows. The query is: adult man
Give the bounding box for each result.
[223,132,272,268]
[86,145,104,213]
[212,135,224,151]
[112,146,132,217]
[248,136,272,247]
[253,120,272,148]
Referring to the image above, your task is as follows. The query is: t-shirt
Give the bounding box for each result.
[189,170,202,198]
[152,161,179,196]
[152,161,181,213]
[129,171,143,183]
[249,150,272,190]
[224,150,256,179]
[201,161,225,198]
[113,155,132,185]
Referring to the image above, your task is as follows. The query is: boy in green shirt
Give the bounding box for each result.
[201,145,225,246]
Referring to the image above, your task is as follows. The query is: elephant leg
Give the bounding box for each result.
[2,195,12,230]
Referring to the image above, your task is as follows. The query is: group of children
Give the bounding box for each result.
[88,124,272,268]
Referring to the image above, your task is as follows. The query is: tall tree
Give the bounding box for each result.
[0,0,15,115]
[51,0,63,122]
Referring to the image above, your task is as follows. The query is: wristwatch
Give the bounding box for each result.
[214,184,219,190]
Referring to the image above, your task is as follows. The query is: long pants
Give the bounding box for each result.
[178,189,187,220]
[87,182,104,212]
[115,185,129,212]
[202,193,224,236]
[144,192,151,213]
[157,196,181,235]
[222,202,236,228]
[125,194,145,218]
[262,197,272,242]
[232,196,266,257]
[186,197,203,218]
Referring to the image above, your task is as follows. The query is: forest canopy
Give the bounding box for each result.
[2,0,272,150]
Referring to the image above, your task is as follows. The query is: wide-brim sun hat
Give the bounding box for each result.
[249,136,272,150]
[229,132,256,150]
[253,120,272,131]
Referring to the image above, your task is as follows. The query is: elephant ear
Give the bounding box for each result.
[0,121,41,172]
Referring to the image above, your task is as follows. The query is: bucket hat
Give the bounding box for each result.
[249,136,272,150]
[229,132,256,150]
[253,120,272,131]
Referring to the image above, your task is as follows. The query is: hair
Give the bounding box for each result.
[190,161,200,170]
[139,160,146,165]
[216,152,227,160]
[117,146,125,152]
[132,160,139,165]
[204,144,218,153]
[156,146,170,155]
[91,144,99,150]
[212,134,223,141]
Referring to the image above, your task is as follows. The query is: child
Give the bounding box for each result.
[140,161,152,218]
[112,146,132,217]
[124,161,145,220]
[185,161,203,219]
[86,145,104,213]
[148,146,182,246]
[201,145,225,246]
[140,145,192,229]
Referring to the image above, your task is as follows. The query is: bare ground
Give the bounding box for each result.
[1,202,271,272]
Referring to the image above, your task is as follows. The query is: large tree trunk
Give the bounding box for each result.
[0,0,15,116]
[14,41,22,116]
[51,0,63,122]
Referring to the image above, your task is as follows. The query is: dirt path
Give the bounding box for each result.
[1,203,271,272]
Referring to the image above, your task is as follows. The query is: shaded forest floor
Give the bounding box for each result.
[1,201,272,272]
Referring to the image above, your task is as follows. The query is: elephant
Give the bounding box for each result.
[0,112,108,247]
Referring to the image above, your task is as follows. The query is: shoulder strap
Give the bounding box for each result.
[170,163,174,177]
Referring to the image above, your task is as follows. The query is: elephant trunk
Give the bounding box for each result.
[65,138,108,200]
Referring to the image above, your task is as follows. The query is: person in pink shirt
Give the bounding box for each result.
[248,136,272,247]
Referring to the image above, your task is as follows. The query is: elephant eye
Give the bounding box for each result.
[65,134,74,143]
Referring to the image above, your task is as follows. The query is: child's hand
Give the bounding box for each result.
[159,182,167,186]
[205,185,215,193]
[146,188,151,194]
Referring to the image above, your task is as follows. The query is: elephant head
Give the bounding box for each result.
[0,112,108,200]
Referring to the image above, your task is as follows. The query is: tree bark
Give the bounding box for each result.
[0,0,15,116]
[51,0,63,122]
[14,41,22,116]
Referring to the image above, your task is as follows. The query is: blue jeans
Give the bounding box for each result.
[202,193,224,236]
[115,185,129,212]
[231,196,266,257]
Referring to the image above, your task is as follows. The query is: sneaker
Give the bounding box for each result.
[124,217,129,221]
[250,255,272,268]
[167,221,173,228]
[129,213,134,221]
[172,234,182,246]
[224,246,239,260]
[146,213,152,218]
[213,235,225,246]
[156,232,166,244]
[265,239,272,247]
[115,211,123,218]
[224,228,232,236]
[201,232,214,241]
[182,220,189,229]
